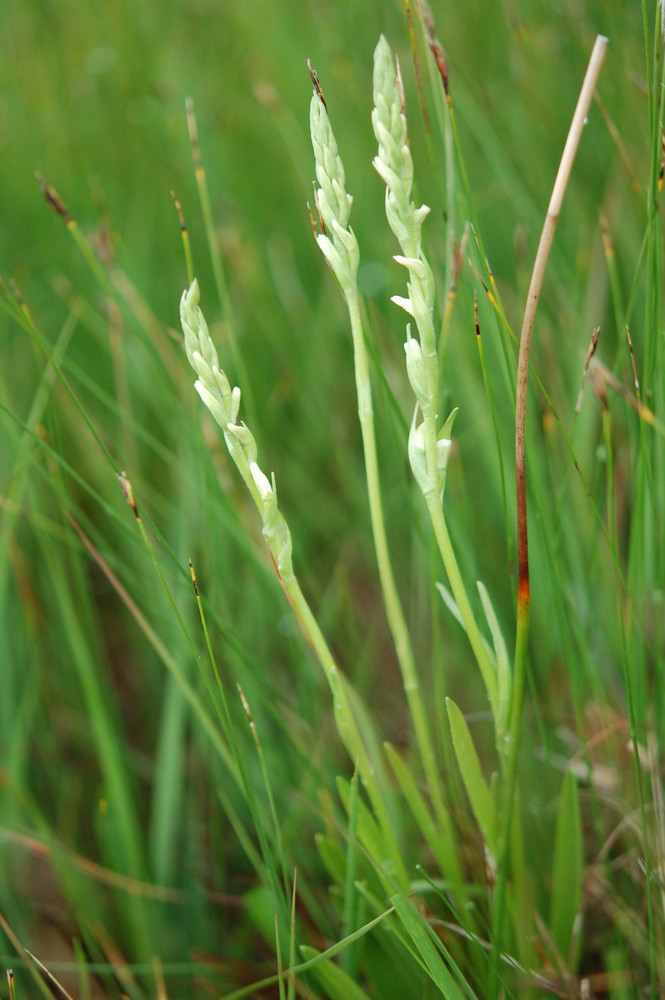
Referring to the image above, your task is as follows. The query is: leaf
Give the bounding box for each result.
[549,770,583,965]
[336,776,385,862]
[446,698,498,855]
[436,584,498,717]
[336,776,404,895]
[299,947,373,1000]
[315,832,346,886]
[384,742,465,905]
[477,581,511,733]
[391,892,471,999]
[435,581,464,630]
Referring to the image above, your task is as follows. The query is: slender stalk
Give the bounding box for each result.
[372,35,499,730]
[309,83,463,893]
[490,35,608,991]
[180,279,409,891]
[346,289,454,844]
[603,408,656,988]
[514,35,609,601]
[186,97,256,426]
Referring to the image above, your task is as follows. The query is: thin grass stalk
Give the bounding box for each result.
[342,766,360,979]
[274,915,285,1000]
[224,908,395,1000]
[238,684,289,898]
[281,571,408,889]
[410,2,465,354]
[603,406,656,989]
[34,172,179,396]
[403,0,448,218]
[434,69,516,372]
[68,508,289,917]
[0,908,71,1000]
[346,289,456,844]
[490,35,608,990]
[345,288,420,698]
[66,515,235,773]
[185,98,256,423]
[629,14,664,982]
[118,480,291,927]
[0,306,78,624]
[473,300,513,601]
[38,531,151,954]
[2,282,120,476]
[171,190,194,288]
[288,873,297,1000]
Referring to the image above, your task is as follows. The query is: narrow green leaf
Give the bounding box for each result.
[477,581,511,733]
[275,910,286,1000]
[337,775,384,857]
[315,832,346,886]
[549,770,582,965]
[384,742,466,905]
[391,892,469,999]
[336,775,404,891]
[437,584,498,715]
[287,874,297,1000]
[150,675,187,886]
[299,947,372,1000]
[509,793,536,970]
[446,698,498,855]
[342,766,360,977]
[435,581,465,631]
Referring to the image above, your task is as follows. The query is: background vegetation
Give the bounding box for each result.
[1,0,662,996]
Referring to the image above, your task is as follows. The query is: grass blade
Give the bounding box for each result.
[391,891,472,999]
[446,698,498,857]
[548,770,582,968]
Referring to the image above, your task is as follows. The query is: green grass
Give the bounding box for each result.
[2,0,664,996]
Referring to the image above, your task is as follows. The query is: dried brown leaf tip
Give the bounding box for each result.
[117,472,139,518]
[189,560,200,597]
[584,326,601,374]
[587,357,614,410]
[171,190,187,233]
[35,172,72,223]
[625,324,640,396]
[421,0,449,95]
[307,59,326,108]
[307,182,325,237]
[429,37,449,96]
[575,326,600,413]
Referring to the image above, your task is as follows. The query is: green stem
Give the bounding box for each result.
[281,569,409,891]
[345,289,464,898]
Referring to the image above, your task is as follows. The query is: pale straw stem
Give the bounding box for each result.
[491,35,609,994]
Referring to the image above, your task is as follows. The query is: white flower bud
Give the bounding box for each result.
[227,422,258,465]
[194,380,228,430]
[391,294,415,317]
[250,461,273,501]
[404,335,428,408]
[407,409,431,497]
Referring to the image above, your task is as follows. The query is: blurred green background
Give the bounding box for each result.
[1,0,656,995]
